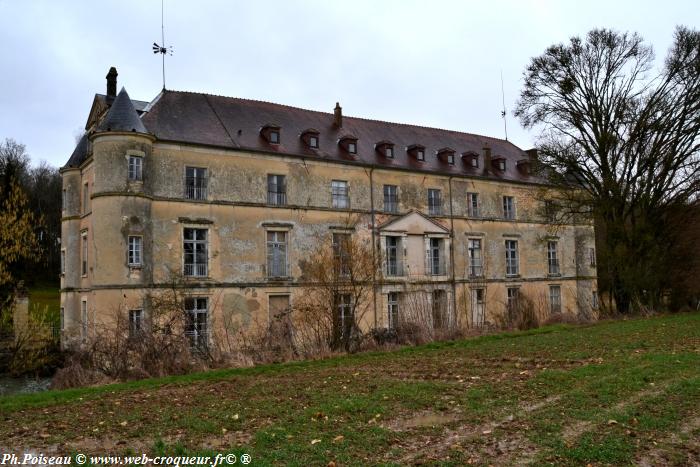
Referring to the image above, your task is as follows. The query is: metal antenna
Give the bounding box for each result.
[500,70,508,141]
[152,0,173,90]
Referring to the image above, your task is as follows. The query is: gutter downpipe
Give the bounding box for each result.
[448,176,458,326]
[369,167,378,329]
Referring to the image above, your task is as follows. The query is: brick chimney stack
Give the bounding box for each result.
[483,145,492,174]
[333,102,343,128]
[106,67,118,97]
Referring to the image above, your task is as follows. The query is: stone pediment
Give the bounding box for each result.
[378,210,449,235]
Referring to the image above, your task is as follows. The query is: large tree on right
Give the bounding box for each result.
[515,27,700,313]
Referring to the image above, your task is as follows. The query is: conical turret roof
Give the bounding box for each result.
[98,87,148,133]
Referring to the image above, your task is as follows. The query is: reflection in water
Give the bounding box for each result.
[0,376,52,396]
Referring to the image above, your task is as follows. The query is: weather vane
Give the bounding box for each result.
[500,70,508,141]
[152,0,173,90]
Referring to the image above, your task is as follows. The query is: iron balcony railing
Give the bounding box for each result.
[184,263,207,277]
[384,196,398,213]
[268,191,287,205]
[469,264,484,277]
[548,259,561,275]
[184,177,208,200]
[385,260,405,277]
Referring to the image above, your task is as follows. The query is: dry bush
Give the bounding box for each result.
[494,292,541,331]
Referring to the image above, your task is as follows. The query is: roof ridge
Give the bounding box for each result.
[161,89,522,150]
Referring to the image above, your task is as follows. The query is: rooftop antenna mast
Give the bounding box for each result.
[500,70,508,141]
[152,0,173,90]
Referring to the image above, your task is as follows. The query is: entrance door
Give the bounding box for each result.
[471,289,485,328]
[268,295,291,341]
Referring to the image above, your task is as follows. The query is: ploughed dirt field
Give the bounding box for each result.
[1,313,698,466]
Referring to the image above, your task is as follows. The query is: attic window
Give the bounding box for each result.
[339,136,358,155]
[437,148,456,165]
[261,124,281,144]
[407,144,426,162]
[517,159,531,174]
[301,129,320,149]
[375,141,395,159]
[462,152,479,168]
[493,157,506,171]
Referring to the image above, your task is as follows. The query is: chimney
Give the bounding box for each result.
[333,102,342,128]
[106,67,118,97]
[482,145,492,174]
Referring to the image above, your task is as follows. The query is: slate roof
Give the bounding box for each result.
[66,88,541,184]
[97,87,148,133]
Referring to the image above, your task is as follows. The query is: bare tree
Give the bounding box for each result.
[515,27,700,312]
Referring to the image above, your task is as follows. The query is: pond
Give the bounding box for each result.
[0,375,52,396]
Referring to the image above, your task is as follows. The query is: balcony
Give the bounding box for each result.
[548,260,561,276]
[385,260,405,277]
[184,263,207,277]
[268,191,287,206]
[184,177,208,200]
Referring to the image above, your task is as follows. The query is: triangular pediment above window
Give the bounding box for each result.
[378,210,449,235]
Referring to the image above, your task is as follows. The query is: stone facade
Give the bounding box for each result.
[60,73,598,348]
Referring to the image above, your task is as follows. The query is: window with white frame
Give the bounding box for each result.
[184,166,208,200]
[331,180,349,208]
[128,309,143,337]
[183,228,207,277]
[467,192,480,217]
[468,238,483,277]
[267,174,287,205]
[81,231,88,276]
[428,189,442,216]
[185,297,208,349]
[128,236,142,267]
[383,184,398,213]
[332,233,351,277]
[547,241,560,275]
[388,292,400,329]
[385,236,403,276]
[81,299,88,338]
[503,196,515,220]
[507,287,519,313]
[549,285,562,314]
[505,240,519,276]
[128,155,143,181]
[432,289,448,329]
[266,230,288,278]
[335,293,353,338]
[428,237,446,275]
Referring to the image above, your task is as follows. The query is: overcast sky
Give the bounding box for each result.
[1,0,698,168]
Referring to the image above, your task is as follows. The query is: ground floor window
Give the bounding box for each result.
[334,293,353,340]
[81,299,88,339]
[129,309,143,337]
[549,285,562,314]
[432,289,448,329]
[185,297,208,350]
[388,292,400,329]
[507,287,519,314]
[592,290,599,309]
[471,288,485,328]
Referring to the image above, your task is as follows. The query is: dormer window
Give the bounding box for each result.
[339,135,358,155]
[517,159,531,174]
[301,129,320,149]
[462,151,479,168]
[261,124,281,144]
[437,148,456,165]
[407,144,426,162]
[375,141,395,159]
[492,157,507,171]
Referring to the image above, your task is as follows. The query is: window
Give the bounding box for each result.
[60,250,65,274]
[335,293,353,338]
[592,291,599,309]
[428,189,442,216]
[348,142,357,154]
[81,231,88,276]
[432,290,447,329]
[505,240,519,276]
[428,238,446,275]
[589,248,596,267]
[447,153,455,165]
[128,236,142,267]
[183,228,207,277]
[385,146,394,158]
[309,135,319,149]
[267,174,287,205]
[385,236,403,276]
[383,185,398,213]
[544,200,556,221]
[470,156,479,168]
[269,130,280,144]
[507,287,519,313]
[503,196,515,220]
[332,233,351,277]
[467,192,480,217]
[471,288,485,327]
[266,231,288,278]
[128,156,142,181]
[81,299,88,338]
[331,180,349,208]
[547,241,560,275]
[128,309,143,337]
[417,149,425,161]
[62,189,66,210]
[82,182,89,214]
[185,297,208,349]
[388,292,400,329]
[549,285,562,314]
[60,307,65,331]
[184,166,207,200]
[468,239,483,277]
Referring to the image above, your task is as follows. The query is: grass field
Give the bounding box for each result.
[0,313,698,466]
[27,286,60,322]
